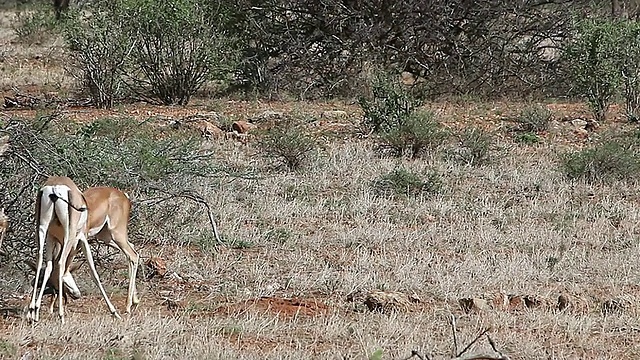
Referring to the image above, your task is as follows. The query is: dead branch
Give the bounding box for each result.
[0,208,7,256]
[401,350,430,360]
[141,187,223,244]
[450,313,458,356]
[456,328,491,357]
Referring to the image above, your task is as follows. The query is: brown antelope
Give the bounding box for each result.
[28,176,120,323]
[35,186,141,314]
[83,186,140,313]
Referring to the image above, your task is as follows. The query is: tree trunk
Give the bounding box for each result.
[612,0,621,18]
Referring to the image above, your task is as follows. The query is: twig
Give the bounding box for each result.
[456,328,491,358]
[450,314,458,356]
[486,335,509,360]
[400,350,430,360]
[143,187,223,244]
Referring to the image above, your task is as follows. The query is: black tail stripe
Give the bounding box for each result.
[48,191,87,212]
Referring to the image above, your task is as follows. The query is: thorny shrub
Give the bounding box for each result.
[379,110,448,159]
[450,128,495,166]
[514,104,552,133]
[372,167,441,198]
[562,131,640,183]
[0,115,222,269]
[359,70,420,134]
[256,120,319,171]
[64,0,238,107]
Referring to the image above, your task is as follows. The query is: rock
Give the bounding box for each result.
[459,297,489,313]
[585,119,600,131]
[200,121,225,139]
[232,120,257,134]
[508,295,524,310]
[400,71,416,86]
[320,110,348,119]
[252,110,284,123]
[364,291,413,313]
[145,256,167,279]
[571,119,588,129]
[523,295,542,309]
[557,293,571,311]
[556,293,589,314]
[0,135,9,156]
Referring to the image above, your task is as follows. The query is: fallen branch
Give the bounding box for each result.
[141,187,223,244]
[0,208,7,255]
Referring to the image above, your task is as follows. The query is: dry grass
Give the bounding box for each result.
[3,8,640,360]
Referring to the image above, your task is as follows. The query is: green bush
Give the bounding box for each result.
[564,19,624,122]
[64,7,131,108]
[64,0,239,107]
[514,132,540,144]
[451,128,494,166]
[13,6,59,44]
[617,21,640,122]
[256,120,318,171]
[379,110,448,158]
[372,167,441,197]
[0,116,220,264]
[359,70,420,133]
[515,104,551,133]
[125,0,238,105]
[562,135,640,183]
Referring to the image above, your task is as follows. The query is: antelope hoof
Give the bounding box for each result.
[27,308,39,323]
[113,311,122,320]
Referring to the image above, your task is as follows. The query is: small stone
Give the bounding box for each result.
[321,110,347,119]
[232,120,257,134]
[571,119,588,129]
[459,297,489,313]
[364,291,412,313]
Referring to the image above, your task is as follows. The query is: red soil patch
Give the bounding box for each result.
[216,296,329,318]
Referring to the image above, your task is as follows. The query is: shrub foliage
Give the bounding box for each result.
[0,115,220,268]
[562,133,640,183]
[64,0,238,107]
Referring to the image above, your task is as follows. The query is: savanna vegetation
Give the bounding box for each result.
[2,0,640,359]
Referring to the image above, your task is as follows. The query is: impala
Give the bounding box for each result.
[35,186,141,314]
[28,176,120,323]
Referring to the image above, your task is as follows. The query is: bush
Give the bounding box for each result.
[515,104,551,133]
[372,167,441,197]
[64,8,131,108]
[256,120,318,171]
[562,135,640,183]
[514,132,540,144]
[451,128,494,166]
[617,21,640,122]
[359,71,420,134]
[64,0,239,107]
[13,6,59,45]
[379,110,448,158]
[564,19,624,122]
[125,0,238,105]
[0,115,220,266]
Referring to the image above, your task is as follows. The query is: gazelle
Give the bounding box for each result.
[35,186,141,314]
[28,176,120,323]
[83,186,140,313]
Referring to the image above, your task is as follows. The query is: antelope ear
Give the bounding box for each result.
[24,259,37,271]
[69,261,83,273]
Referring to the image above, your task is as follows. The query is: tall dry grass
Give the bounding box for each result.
[4,123,639,359]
